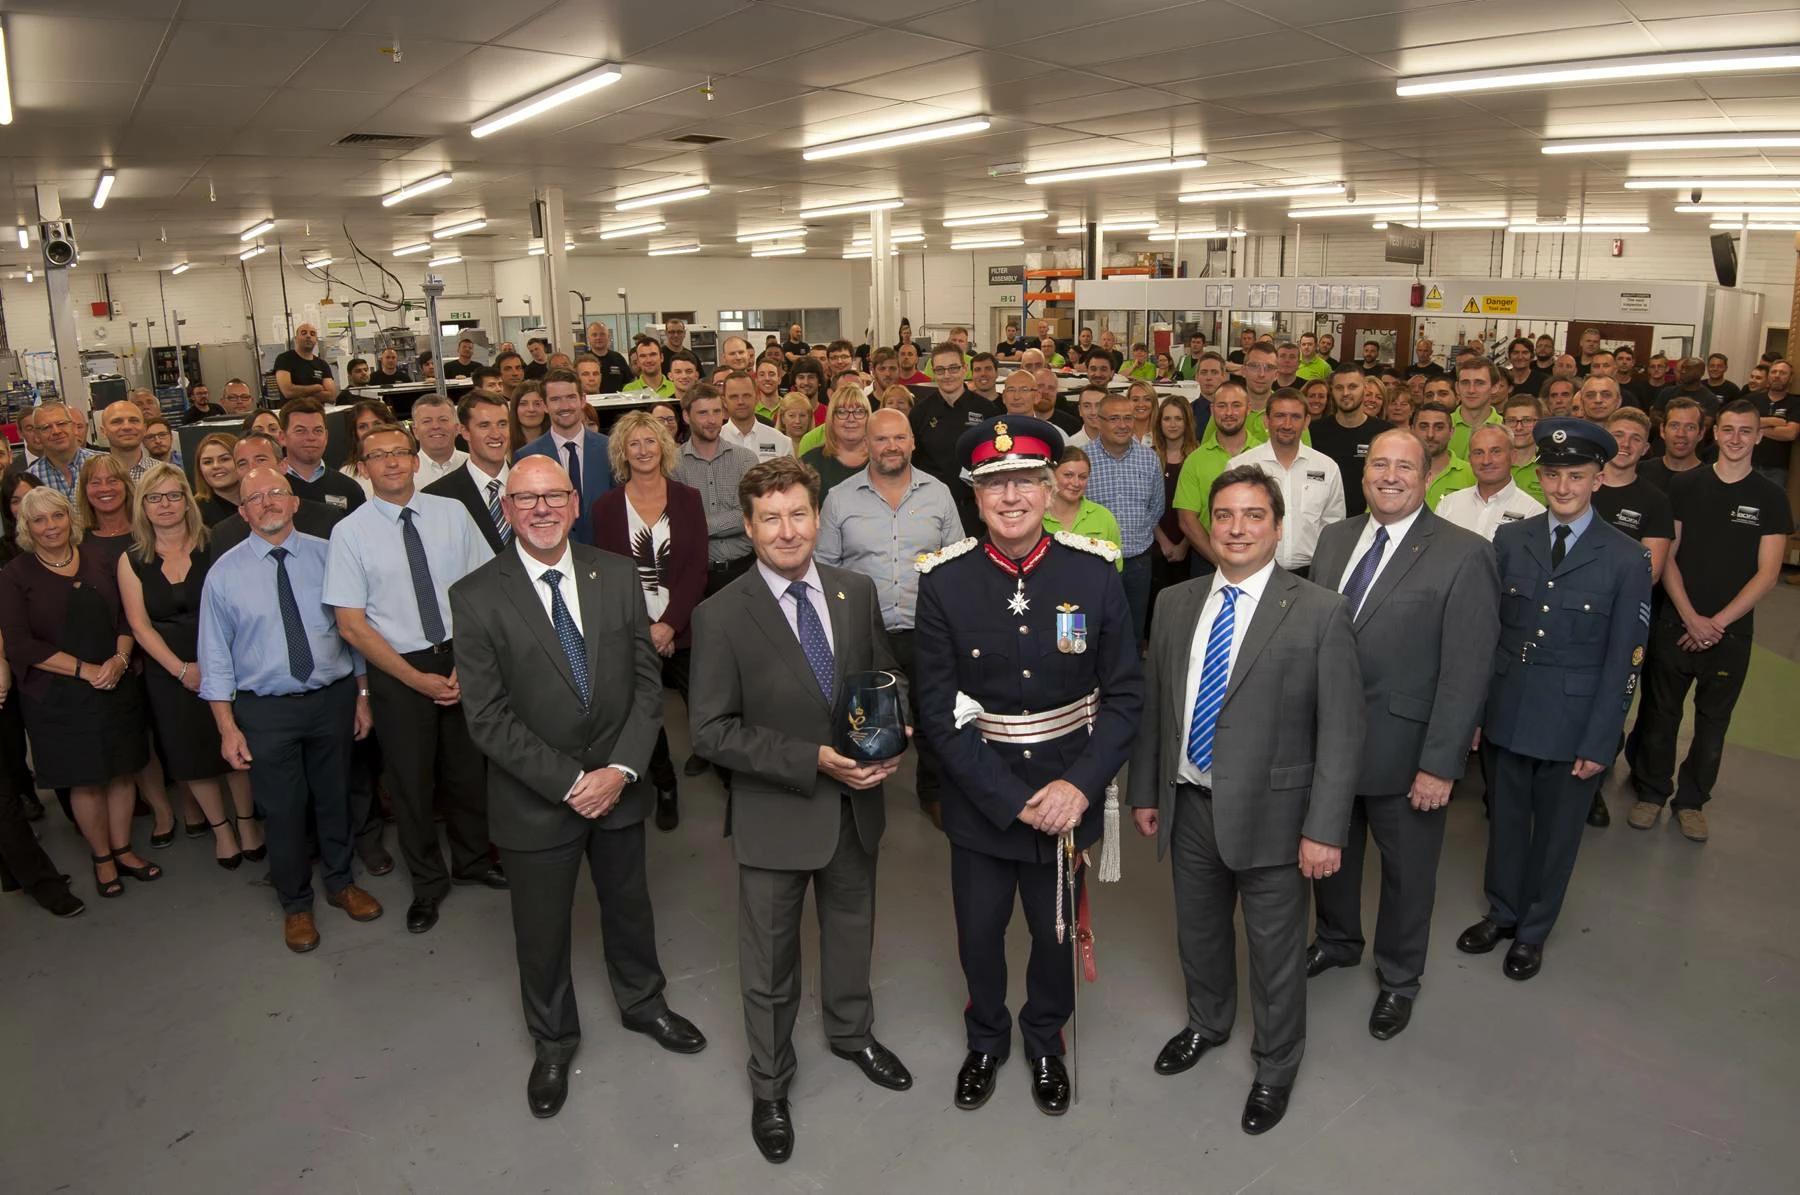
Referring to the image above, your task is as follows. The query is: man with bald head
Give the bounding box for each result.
[209,432,347,554]
[1305,426,1499,1039]
[274,323,338,402]
[1435,425,1546,541]
[999,369,1037,416]
[24,402,99,497]
[584,322,631,392]
[1579,375,1622,424]
[131,387,163,426]
[100,399,151,479]
[219,378,257,417]
[817,407,963,826]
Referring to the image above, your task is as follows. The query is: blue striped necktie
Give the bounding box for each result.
[1186,586,1240,773]
[486,478,512,545]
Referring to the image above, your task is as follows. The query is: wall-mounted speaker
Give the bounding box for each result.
[39,219,78,268]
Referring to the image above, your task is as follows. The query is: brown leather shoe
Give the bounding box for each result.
[327,884,384,922]
[285,911,320,953]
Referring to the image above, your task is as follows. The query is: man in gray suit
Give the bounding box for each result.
[449,456,706,1121]
[690,456,913,1167]
[1305,429,1500,1039]
[1129,463,1363,1136]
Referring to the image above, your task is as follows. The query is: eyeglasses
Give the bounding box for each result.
[834,408,869,420]
[362,448,416,464]
[242,488,295,506]
[975,476,1047,494]
[142,491,188,506]
[1504,416,1538,428]
[507,489,574,509]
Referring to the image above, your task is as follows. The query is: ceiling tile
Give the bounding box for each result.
[754,30,966,89]
[179,0,365,26]
[899,0,1204,48]
[241,88,396,133]
[1010,0,1284,66]
[5,13,170,84]
[1132,31,1352,85]
[494,0,752,60]
[155,22,335,88]
[346,0,564,44]
[838,52,1042,103]
[633,9,869,75]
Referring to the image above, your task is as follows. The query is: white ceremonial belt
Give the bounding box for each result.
[968,690,1100,744]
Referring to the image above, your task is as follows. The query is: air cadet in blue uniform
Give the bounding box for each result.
[1457,418,1651,981]
[913,415,1144,1117]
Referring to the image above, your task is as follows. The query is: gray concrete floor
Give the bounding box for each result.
[5,589,1799,1195]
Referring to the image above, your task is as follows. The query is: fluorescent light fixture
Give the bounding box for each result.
[1024,155,1206,186]
[381,172,453,207]
[796,197,905,219]
[93,170,116,210]
[302,256,333,270]
[432,217,487,238]
[1376,218,1509,230]
[15,226,27,249]
[1056,220,1159,233]
[851,233,925,245]
[596,220,665,240]
[647,244,701,257]
[471,61,623,139]
[1711,221,1800,231]
[1507,222,1650,233]
[751,245,808,258]
[392,242,432,256]
[1148,230,1247,240]
[1289,203,1438,218]
[802,114,991,161]
[1674,203,1800,214]
[1398,45,1800,97]
[23,269,31,283]
[427,254,462,267]
[0,23,13,126]
[1624,177,1800,190]
[843,249,910,258]
[1180,183,1345,203]
[614,184,711,212]
[170,262,190,275]
[238,245,267,261]
[239,219,275,242]
[526,240,577,255]
[735,227,807,243]
[950,237,1024,250]
[1542,132,1800,155]
[942,208,1048,228]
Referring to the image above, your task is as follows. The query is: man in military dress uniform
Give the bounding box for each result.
[914,415,1144,1116]
[1457,418,1651,981]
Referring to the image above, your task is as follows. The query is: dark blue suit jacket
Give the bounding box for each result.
[514,429,614,542]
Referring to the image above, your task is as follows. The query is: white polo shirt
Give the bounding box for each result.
[721,417,791,462]
[1224,440,1346,570]
[1435,479,1544,542]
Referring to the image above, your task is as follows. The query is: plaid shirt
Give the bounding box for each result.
[1084,438,1164,556]
[27,447,100,499]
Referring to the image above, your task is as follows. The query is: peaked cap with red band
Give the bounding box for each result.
[955,414,1066,479]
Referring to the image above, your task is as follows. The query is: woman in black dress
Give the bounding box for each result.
[0,487,156,899]
[191,432,242,527]
[0,471,45,820]
[117,463,261,869]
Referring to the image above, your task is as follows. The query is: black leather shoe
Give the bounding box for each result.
[405,897,439,934]
[526,1059,569,1118]
[1241,1082,1292,1135]
[1029,1055,1070,1116]
[654,791,679,833]
[1153,1029,1216,1076]
[1503,941,1543,981]
[954,1051,1003,1110]
[1455,917,1516,954]
[624,1010,707,1054]
[1305,943,1358,979]
[1368,992,1413,1040]
[34,886,86,918]
[683,754,710,777]
[1587,793,1611,827]
[452,864,508,890]
[359,849,394,877]
[751,1098,793,1164]
[831,1040,912,1090]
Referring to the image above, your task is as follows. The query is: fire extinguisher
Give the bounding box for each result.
[1410,281,1425,308]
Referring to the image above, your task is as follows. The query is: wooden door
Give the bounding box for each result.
[1566,322,1652,363]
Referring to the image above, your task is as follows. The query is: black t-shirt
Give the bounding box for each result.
[442,359,479,380]
[1706,377,1743,404]
[592,350,632,393]
[1636,457,1703,496]
[368,369,412,387]
[181,402,217,425]
[1227,349,1248,366]
[1309,415,1394,517]
[286,465,367,514]
[781,339,809,360]
[1508,367,1549,399]
[1751,391,1800,470]
[523,360,548,381]
[273,350,333,393]
[1667,466,1793,632]
[909,389,1000,533]
[1404,362,1445,382]
[1653,383,1718,418]
[1593,476,1673,543]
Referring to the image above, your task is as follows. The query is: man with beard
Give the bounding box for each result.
[1310,363,1392,517]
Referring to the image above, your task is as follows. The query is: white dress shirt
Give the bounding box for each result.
[1332,504,1424,616]
[465,457,509,495]
[1435,480,1544,543]
[1177,560,1276,786]
[721,418,791,462]
[550,428,587,484]
[417,447,469,485]
[1225,441,1346,570]
[756,559,835,652]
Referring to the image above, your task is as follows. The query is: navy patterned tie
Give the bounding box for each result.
[787,580,834,703]
[541,569,590,708]
[1340,524,1390,616]
[269,547,314,684]
[399,507,447,645]
[563,442,582,504]
[486,478,512,546]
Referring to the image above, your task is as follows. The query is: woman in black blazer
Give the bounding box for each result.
[589,411,708,831]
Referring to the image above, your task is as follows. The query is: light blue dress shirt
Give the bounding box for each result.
[1084,438,1166,556]
[815,467,962,632]
[198,530,360,699]
[322,492,491,653]
[1550,506,1596,554]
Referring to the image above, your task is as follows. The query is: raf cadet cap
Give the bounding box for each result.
[1533,416,1615,468]
[957,415,1065,479]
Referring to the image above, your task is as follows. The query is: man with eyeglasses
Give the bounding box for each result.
[910,341,1000,535]
[1502,395,1547,503]
[141,418,181,467]
[198,466,380,954]
[210,433,346,554]
[279,398,366,514]
[24,402,99,498]
[515,367,615,543]
[1087,391,1166,639]
[183,382,218,424]
[325,422,498,936]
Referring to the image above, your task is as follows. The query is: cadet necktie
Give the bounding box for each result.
[787,580,834,703]
[1340,525,1390,616]
[541,568,590,708]
[1186,586,1239,773]
[1551,523,1570,569]
[563,442,582,504]
[398,508,447,645]
[269,547,314,684]
[486,478,512,546]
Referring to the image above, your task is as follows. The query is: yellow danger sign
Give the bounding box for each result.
[1462,297,1480,314]
[1424,284,1443,311]
[1463,294,1519,316]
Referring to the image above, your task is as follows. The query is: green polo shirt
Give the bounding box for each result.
[1125,359,1157,381]
[1295,357,1332,383]
[1448,406,1504,458]
[1425,454,1477,510]
[1512,456,1545,503]
[622,376,676,397]
[795,422,827,457]
[1172,421,1268,528]
[1043,500,1124,571]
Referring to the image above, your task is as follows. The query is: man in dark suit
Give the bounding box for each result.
[513,367,613,542]
[689,456,913,1166]
[423,390,513,555]
[1129,464,1363,1136]
[1305,429,1500,1039]
[1457,419,1651,981]
[449,455,706,1120]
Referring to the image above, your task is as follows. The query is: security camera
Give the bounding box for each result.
[1691,188,1702,204]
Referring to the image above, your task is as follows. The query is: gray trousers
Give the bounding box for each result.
[738,798,877,1100]
[1170,784,1307,1087]
[1312,790,1448,999]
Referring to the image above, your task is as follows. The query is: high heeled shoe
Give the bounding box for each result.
[91,854,124,899]
[236,815,267,862]
[149,819,178,849]
[209,818,244,871]
[108,848,163,882]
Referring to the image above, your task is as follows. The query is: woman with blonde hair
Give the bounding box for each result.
[877,384,914,414]
[775,393,815,455]
[800,381,872,495]
[1126,379,1159,445]
[74,454,136,563]
[191,432,242,526]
